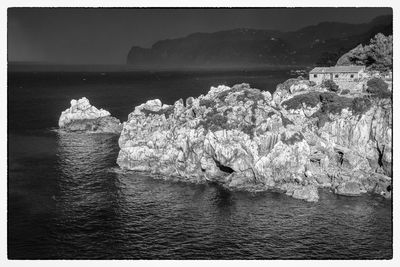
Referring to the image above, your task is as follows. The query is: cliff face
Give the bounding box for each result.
[117,81,392,202]
[316,100,392,176]
[59,97,122,134]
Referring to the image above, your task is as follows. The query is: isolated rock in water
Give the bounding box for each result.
[59,97,122,133]
[117,80,392,202]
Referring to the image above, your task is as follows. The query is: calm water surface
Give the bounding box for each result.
[8,70,392,259]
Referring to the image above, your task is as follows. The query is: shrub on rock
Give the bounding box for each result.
[351,98,372,115]
[322,79,339,92]
[281,91,321,110]
[282,91,371,119]
[199,98,216,108]
[366,78,391,99]
[340,89,350,95]
[235,89,265,103]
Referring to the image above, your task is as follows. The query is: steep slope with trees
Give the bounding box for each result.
[336,33,393,72]
[127,15,392,68]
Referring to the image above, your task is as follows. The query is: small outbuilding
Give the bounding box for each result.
[309,66,365,85]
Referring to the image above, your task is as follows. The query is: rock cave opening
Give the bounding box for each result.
[337,151,344,166]
[377,144,385,168]
[213,158,235,174]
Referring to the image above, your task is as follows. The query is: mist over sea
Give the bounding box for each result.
[8,68,392,259]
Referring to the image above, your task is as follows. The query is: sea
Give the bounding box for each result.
[8,68,392,259]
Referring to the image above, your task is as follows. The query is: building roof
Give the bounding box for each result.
[310,66,365,74]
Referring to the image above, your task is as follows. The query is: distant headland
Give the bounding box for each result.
[127,15,392,69]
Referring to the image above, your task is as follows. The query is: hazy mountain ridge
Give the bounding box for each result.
[127,15,392,68]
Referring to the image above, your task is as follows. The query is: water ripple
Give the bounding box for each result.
[8,132,392,259]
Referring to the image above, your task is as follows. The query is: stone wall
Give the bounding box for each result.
[336,80,364,91]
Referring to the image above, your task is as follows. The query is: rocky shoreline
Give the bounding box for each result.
[58,76,392,202]
[113,80,392,202]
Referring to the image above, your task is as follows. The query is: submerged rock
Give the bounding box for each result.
[116,80,392,202]
[59,97,122,133]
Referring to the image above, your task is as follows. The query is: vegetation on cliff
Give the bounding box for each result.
[281,91,372,128]
[366,77,392,99]
[196,85,267,138]
[321,79,339,92]
[336,33,393,72]
[281,92,321,109]
[282,92,371,115]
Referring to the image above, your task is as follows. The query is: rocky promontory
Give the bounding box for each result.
[59,97,122,134]
[116,79,392,202]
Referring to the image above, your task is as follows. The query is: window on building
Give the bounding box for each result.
[350,74,354,78]
[335,74,339,78]
[313,74,317,78]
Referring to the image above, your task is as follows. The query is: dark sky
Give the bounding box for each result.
[8,8,392,64]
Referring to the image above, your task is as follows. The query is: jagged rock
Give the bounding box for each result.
[116,80,392,202]
[315,175,331,186]
[59,97,122,133]
[292,185,319,202]
[317,99,392,176]
[361,172,392,198]
[272,77,314,106]
[289,80,311,94]
[335,181,363,196]
[277,183,319,202]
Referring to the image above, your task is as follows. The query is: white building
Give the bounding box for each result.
[309,66,366,85]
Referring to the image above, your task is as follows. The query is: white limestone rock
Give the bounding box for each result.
[116,80,392,202]
[58,97,122,133]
